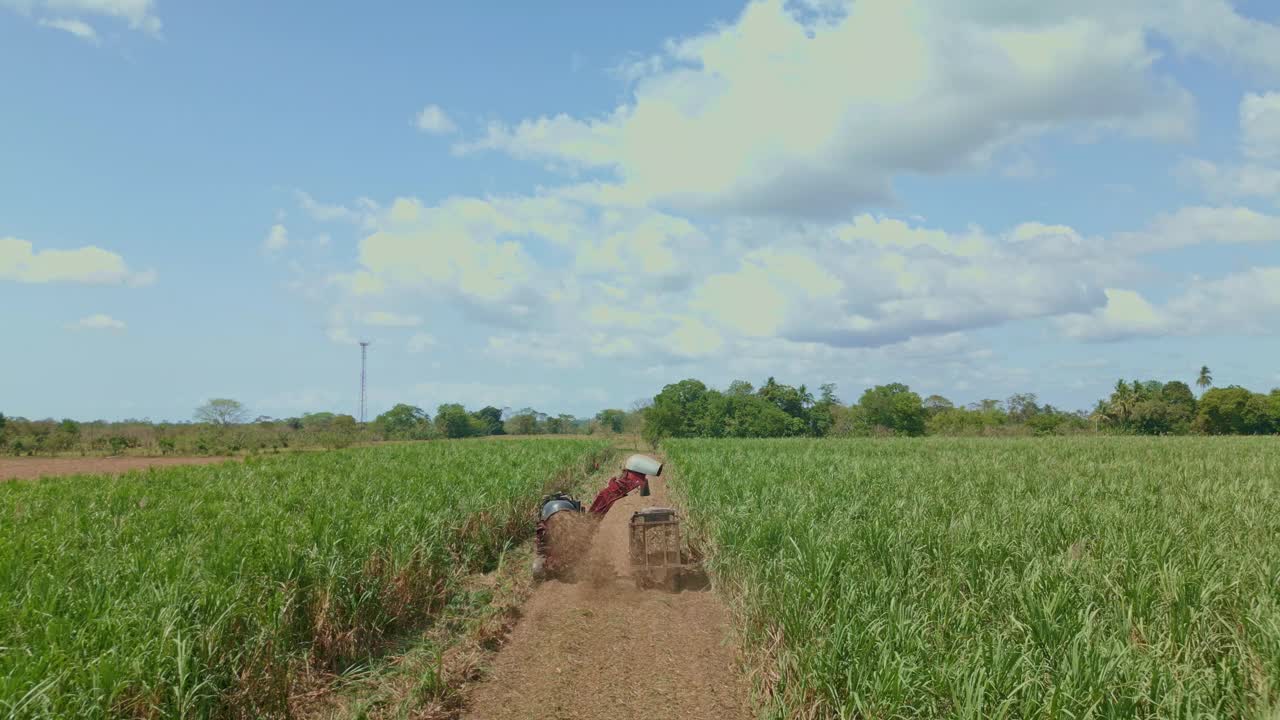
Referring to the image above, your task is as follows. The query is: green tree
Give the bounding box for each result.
[644,379,711,443]
[1160,381,1197,433]
[544,415,569,434]
[757,377,813,420]
[435,403,474,439]
[857,383,927,436]
[1026,412,1066,436]
[374,404,431,440]
[743,394,802,437]
[1106,380,1137,428]
[829,404,871,437]
[1130,400,1177,435]
[1006,393,1041,423]
[326,415,359,448]
[594,409,626,433]
[1161,381,1197,410]
[710,392,798,437]
[472,406,505,435]
[1267,390,1280,433]
[195,398,248,426]
[622,402,649,435]
[1194,386,1255,435]
[926,406,1007,436]
[46,419,82,453]
[505,409,540,436]
[809,383,840,436]
[923,395,954,415]
[1242,393,1277,435]
[1196,365,1213,393]
[301,412,337,429]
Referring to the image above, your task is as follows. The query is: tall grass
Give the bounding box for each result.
[0,439,610,718]
[667,437,1280,719]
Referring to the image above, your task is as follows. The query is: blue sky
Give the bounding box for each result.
[3,0,1280,422]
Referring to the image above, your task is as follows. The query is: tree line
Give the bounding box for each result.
[640,368,1280,442]
[0,399,620,457]
[375,402,594,440]
[4,366,1275,457]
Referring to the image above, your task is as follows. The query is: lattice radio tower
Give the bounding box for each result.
[359,341,370,423]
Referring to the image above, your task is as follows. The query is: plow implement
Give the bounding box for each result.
[628,506,703,591]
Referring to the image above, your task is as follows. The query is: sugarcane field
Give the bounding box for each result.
[6,0,1280,717]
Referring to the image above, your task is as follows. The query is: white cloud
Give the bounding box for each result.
[2,0,161,35]
[693,263,789,338]
[1056,289,1165,341]
[664,317,723,358]
[1058,268,1280,341]
[681,214,1125,348]
[304,171,1280,370]
[0,236,154,285]
[362,311,422,327]
[295,190,373,226]
[585,304,654,330]
[37,16,97,42]
[487,332,583,368]
[1116,206,1280,252]
[327,270,387,297]
[359,197,538,304]
[458,0,1199,218]
[407,332,437,353]
[275,3,1280,376]
[69,313,126,331]
[415,104,457,135]
[574,210,704,278]
[1149,0,1280,76]
[263,224,289,252]
[937,0,1280,77]
[1180,93,1280,203]
[1178,157,1280,203]
[1242,92,1280,163]
[342,189,708,322]
[325,307,360,346]
[588,333,636,358]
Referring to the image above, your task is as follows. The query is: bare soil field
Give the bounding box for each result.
[0,455,236,481]
[460,472,753,720]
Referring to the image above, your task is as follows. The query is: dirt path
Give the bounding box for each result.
[0,455,237,481]
[461,473,754,720]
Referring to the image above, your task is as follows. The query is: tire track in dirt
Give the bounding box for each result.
[461,472,754,720]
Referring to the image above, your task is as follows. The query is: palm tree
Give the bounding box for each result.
[1109,379,1135,427]
[1090,400,1110,432]
[1196,366,1213,393]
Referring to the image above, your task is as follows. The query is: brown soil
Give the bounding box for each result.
[541,511,597,579]
[0,455,237,481]
[461,474,754,720]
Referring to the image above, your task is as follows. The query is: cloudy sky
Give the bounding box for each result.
[3,0,1279,422]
